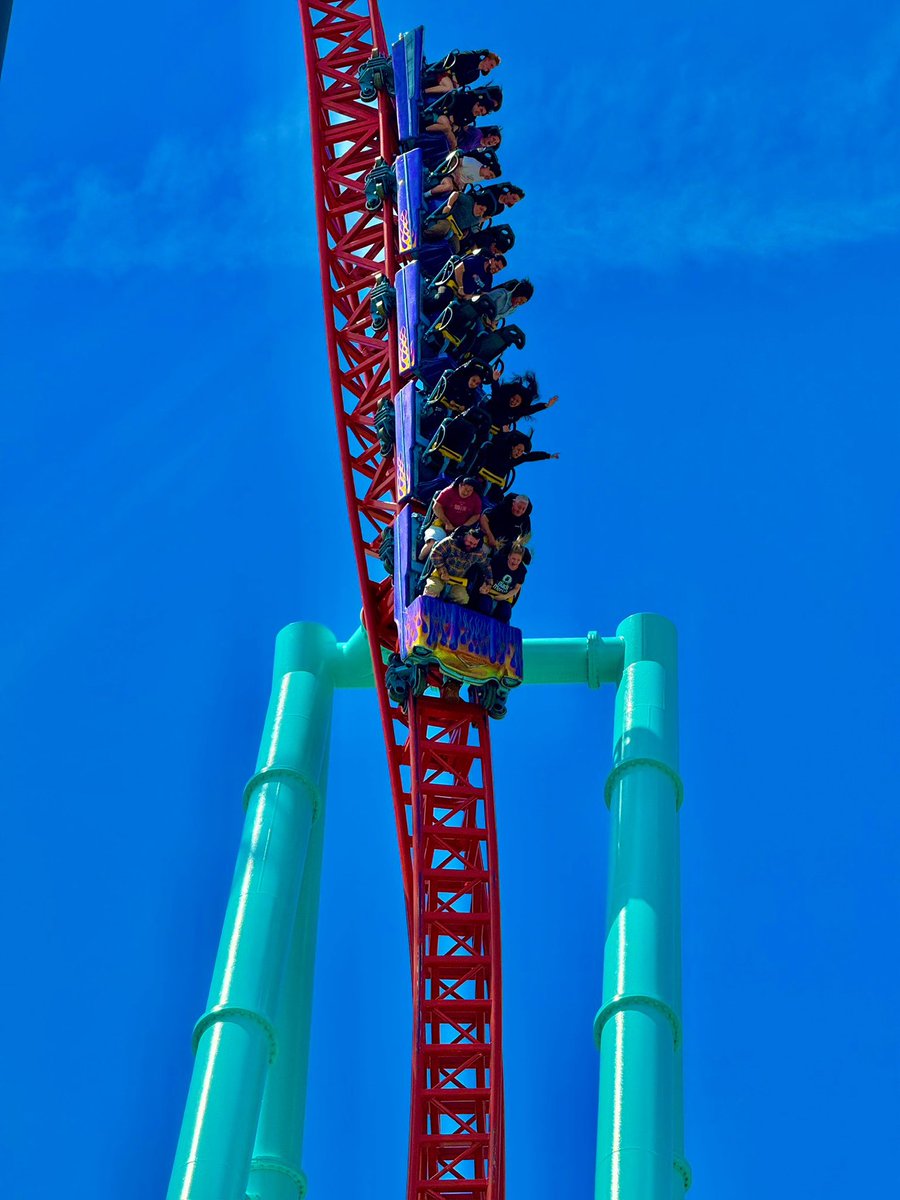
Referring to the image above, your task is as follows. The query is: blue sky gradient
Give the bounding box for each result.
[2,1,899,1197]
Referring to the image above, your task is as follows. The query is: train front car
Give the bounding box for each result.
[384,31,525,720]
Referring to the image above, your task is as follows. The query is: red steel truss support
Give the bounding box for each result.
[298,4,505,1196]
[407,698,505,1200]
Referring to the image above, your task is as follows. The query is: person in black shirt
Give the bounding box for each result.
[480,493,533,551]
[461,222,516,257]
[487,368,559,428]
[476,182,525,217]
[424,50,501,94]
[425,361,489,410]
[471,544,528,621]
[472,431,559,501]
[420,362,490,439]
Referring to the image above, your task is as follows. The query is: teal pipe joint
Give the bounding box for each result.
[334,621,376,689]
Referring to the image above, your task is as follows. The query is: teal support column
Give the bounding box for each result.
[594,613,690,1200]
[246,757,327,1200]
[167,622,337,1200]
[671,834,689,1197]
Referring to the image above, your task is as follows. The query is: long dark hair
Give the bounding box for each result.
[479,182,524,204]
[505,430,533,454]
[478,124,503,145]
[474,84,503,112]
[496,371,539,406]
[463,223,516,254]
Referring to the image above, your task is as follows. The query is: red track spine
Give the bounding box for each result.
[298,4,505,1195]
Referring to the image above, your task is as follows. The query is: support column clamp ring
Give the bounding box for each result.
[192,1004,279,1064]
[594,991,682,1051]
[248,1156,308,1198]
[674,1155,693,1192]
[604,757,684,810]
[243,765,322,821]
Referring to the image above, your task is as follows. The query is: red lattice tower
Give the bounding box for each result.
[298,2,505,1197]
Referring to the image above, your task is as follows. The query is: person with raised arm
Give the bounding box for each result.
[486,366,559,428]
[472,429,560,502]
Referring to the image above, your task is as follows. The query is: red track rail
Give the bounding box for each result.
[298,4,504,1195]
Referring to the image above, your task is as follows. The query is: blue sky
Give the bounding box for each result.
[2,1,899,1197]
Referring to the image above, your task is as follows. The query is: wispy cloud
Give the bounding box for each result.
[0,115,316,274]
[5,18,900,275]
[514,18,900,268]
